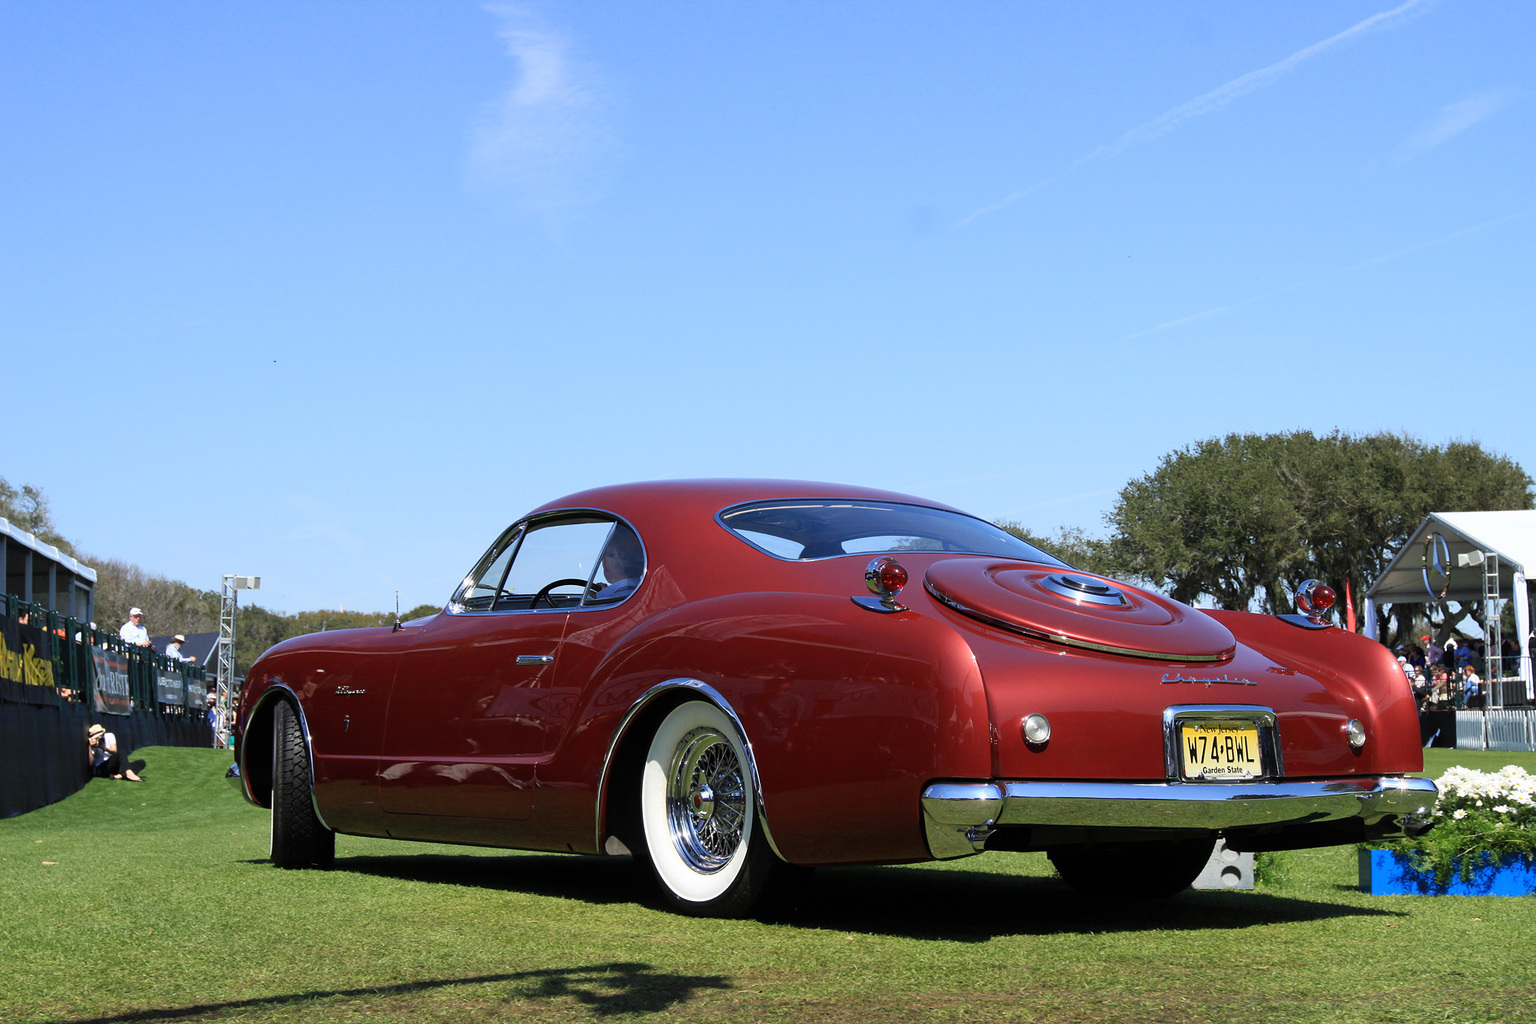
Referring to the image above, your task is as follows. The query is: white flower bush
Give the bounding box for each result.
[1384,764,1536,885]
[1430,765,1536,827]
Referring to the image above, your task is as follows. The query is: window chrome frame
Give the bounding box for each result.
[446,508,647,617]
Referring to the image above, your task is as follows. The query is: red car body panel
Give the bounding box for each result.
[233,479,1430,870]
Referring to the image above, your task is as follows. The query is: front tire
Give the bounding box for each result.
[270,700,335,869]
[1048,836,1214,899]
[637,700,785,916]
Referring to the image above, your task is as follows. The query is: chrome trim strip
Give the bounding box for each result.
[925,581,1230,662]
[516,654,555,665]
[246,684,334,832]
[1162,704,1283,781]
[594,678,786,862]
[919,776,1439,858]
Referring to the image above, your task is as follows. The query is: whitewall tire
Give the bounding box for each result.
[638,700,780,916]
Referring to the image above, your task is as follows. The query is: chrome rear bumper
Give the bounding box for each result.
[920,776,1439,859]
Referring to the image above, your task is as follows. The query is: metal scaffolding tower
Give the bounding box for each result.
[215,574,259,748]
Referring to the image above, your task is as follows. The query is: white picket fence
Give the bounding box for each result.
[1455,710,1536,751]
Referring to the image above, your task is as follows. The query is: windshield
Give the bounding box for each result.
[719,499,1068,565]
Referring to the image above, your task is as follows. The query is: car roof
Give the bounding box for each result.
[527,479,965,521]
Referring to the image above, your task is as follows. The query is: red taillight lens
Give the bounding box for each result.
[866,557,908,598]
[1295,579,1336,619]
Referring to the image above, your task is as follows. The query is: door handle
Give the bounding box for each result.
[516,654,555,666]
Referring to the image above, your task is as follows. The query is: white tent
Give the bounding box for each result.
[1364,510,1535,698]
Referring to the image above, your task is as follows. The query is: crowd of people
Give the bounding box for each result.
[1394,634,1525,710]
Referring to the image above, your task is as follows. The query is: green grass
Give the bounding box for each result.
[3,747,1534,1024]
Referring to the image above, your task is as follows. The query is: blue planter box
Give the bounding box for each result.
[1359,849,1536,896]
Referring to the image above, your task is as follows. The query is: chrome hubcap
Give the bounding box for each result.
[666,727,746,872]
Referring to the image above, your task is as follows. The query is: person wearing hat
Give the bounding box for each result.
[119,608,150,647]
[87,723,142,781]
[166,634,192,662]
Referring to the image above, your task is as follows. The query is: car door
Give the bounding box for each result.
[379,515,616,822]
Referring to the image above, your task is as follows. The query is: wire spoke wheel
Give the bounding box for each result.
[638,699,788,916]
[666,727,748,871]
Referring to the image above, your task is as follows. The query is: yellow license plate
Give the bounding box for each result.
[1180,721,1263,780]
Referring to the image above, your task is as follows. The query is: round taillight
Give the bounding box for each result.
[866,557,909,599]
[1346,719,1367,750]
[1022,713,1052,746]
[1295,579,1336,622]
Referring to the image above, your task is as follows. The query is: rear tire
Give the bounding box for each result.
[270,700,335,869]
[636,700,787,917]
[1048,836,1214,898]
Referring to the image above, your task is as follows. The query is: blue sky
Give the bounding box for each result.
[3,0,1532,617]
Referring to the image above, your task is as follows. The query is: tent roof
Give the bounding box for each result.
[1367,510,1536,602]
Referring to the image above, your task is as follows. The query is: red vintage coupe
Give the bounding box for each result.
[232,480,1436,915]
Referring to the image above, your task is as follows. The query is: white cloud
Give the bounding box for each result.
[965,0,1438,224]
[467,4,617,221]
[1394,90,1514,163]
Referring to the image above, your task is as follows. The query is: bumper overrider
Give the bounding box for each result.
[920,776,1439,859]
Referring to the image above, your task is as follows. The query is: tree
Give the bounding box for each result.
[0,474,75,555]
[1104,432,1532,615]
[87,555,220,636]
[995,522,1116,576]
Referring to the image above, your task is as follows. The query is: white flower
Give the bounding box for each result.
[1452,808,1468,820]
[1494,805,1512,814]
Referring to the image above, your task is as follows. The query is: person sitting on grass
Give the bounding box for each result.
[87,724,142,782]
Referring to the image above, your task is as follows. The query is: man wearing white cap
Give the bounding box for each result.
[119,608,150,647]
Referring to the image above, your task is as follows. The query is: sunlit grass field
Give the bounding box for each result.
[2,746,1533,1024]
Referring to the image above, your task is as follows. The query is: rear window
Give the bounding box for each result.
[719,499,1067,565]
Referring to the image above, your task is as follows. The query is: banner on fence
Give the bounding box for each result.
[90,648,132,716]
[155,667,185,706]
[185,672,208,708]
[0,613,59,705]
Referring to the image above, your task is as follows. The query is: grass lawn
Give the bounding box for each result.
[2,746,1534,1024]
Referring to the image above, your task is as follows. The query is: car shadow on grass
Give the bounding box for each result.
[773,863,1402,941]
[296,851,1402,943]
[62,961,728,1023]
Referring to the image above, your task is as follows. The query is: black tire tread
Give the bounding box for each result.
[270,700,335,869]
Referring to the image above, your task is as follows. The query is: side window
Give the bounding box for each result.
[455,525,524,611]
[502,520,614,608]
[452,515,644,613]
[585,523,645,604]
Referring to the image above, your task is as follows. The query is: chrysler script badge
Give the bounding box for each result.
[1161,673,1257,687]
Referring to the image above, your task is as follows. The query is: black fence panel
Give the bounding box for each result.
[0,701,213,819]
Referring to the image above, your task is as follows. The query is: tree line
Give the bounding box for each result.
[10,432,1534,665]
[2,474,437,671]
[1002,431,1532,648]
[87,557,439,672]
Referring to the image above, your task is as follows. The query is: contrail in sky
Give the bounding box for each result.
[963,0,1438,225]
[1124,208,1532,340]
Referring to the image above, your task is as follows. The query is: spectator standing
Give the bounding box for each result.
[119,608,150,647]
[1424,635,1444,668]
[166,634,192,662]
